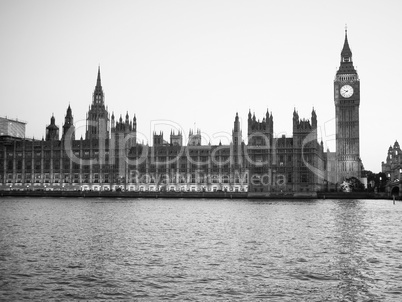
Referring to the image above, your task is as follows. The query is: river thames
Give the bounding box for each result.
[1,197,401,301]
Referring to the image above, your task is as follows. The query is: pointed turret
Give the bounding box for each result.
[233,112,240,132]
[93,66,104,104]
[293,108,299,120]
[269,111,273,130]
[232,112,242,147]
[337,29,356,75]
[66,104,72,116]
[86,66,109,139]
[111,112,115,128]
[62,105,75,140]
[293,108,299,129]
[311,107,317,128]
[46,114,59,141]
[96,66,102,89]
[341,29,352,61]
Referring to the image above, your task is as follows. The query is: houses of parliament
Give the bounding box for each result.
[0,31,362,194]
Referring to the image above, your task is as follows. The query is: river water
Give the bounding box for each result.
[0,197,401,301]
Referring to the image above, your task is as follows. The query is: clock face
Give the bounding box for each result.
[340,85,354,98]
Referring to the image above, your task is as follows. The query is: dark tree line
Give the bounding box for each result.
[363,171,388,192]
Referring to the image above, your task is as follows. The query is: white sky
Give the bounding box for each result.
[1,0,401,172]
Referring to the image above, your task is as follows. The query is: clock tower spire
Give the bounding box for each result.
[337,28,356,75]
[334,29,361,184]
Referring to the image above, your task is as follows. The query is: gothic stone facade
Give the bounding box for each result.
[0,69,324,193]
[246,109,325,194]
[1,31,362,193]
[382,141,402,196]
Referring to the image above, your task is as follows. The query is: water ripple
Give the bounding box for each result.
[1,198,401,300]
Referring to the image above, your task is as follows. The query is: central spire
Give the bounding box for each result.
[93,66,104,104]
[96,65,102,88]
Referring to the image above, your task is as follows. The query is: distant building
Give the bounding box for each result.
[382,141,401,196]
[0,117,26,139]
[246,108,325,194]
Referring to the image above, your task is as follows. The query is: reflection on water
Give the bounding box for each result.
[332,200,402,301]
[333,200,374,301]
[0,198,402,301]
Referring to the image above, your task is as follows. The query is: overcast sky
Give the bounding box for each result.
[1,0,401,172]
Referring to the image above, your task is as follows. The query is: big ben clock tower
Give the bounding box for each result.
[334,29,361,183]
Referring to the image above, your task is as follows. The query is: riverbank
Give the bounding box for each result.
[0,190,397,200]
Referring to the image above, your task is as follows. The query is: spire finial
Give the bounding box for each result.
[96,65,102,88]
